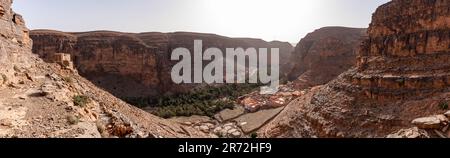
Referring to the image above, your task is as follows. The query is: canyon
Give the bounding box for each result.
[28,27,368,136]
[30,30,294,98]
[1,0,449,138]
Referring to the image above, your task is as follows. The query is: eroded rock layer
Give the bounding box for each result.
[354,0,450,100]
[261,0,450,138]
[288,27,366,89]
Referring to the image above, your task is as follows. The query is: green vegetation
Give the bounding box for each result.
[124,84,261,118]
[1,73,7,84]
[250,133,258,138]
[62,76,73,83]
[96,121,106,133]
[73,95,90,107]
[440,101,448,110]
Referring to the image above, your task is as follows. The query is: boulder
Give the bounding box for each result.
[445,111,450,118]
[231,131,241,138]
[199,125,210,133]
[212,123,242,138]
[40,83,57,95]
[436,115,449,125]
[12,14,25,26]
[412,115,446,129]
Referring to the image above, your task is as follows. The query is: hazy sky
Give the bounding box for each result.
[13,0,390,43]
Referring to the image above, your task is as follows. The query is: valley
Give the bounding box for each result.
[1,0,449,138]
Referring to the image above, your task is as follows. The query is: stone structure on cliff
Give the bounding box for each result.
[0,0,206,138]
[261,0,450,138]
[288,27,366,89]
[30,31,294,98]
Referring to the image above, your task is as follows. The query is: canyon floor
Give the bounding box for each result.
[165,83,306,138]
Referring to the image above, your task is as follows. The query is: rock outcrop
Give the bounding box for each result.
[30,31,294,98]
[261,0,450,138]
[1,0,32,87]
[390,110,450,138]
[386,127,430,138]
[288,27,366,89]
[0,0,206,138]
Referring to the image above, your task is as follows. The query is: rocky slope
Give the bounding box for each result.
[288,27,366,89]
[0,0,206,138]
[260,0,450,138]
[30,30,294,98]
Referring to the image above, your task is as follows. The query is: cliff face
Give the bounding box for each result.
[354,0,450,100]
[0,0,205,138]
[261,0,450,138]
[288,27,366,89]
[0,0,32,82]
[0,0,30,46]
[31,30,162,98]
[30,31,294,98]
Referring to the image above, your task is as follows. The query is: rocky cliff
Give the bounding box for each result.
[288,27,366,89]
[30,31,294,98]
[261,0,450,138]
[0,0,206,138]
[0,0,32,80]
